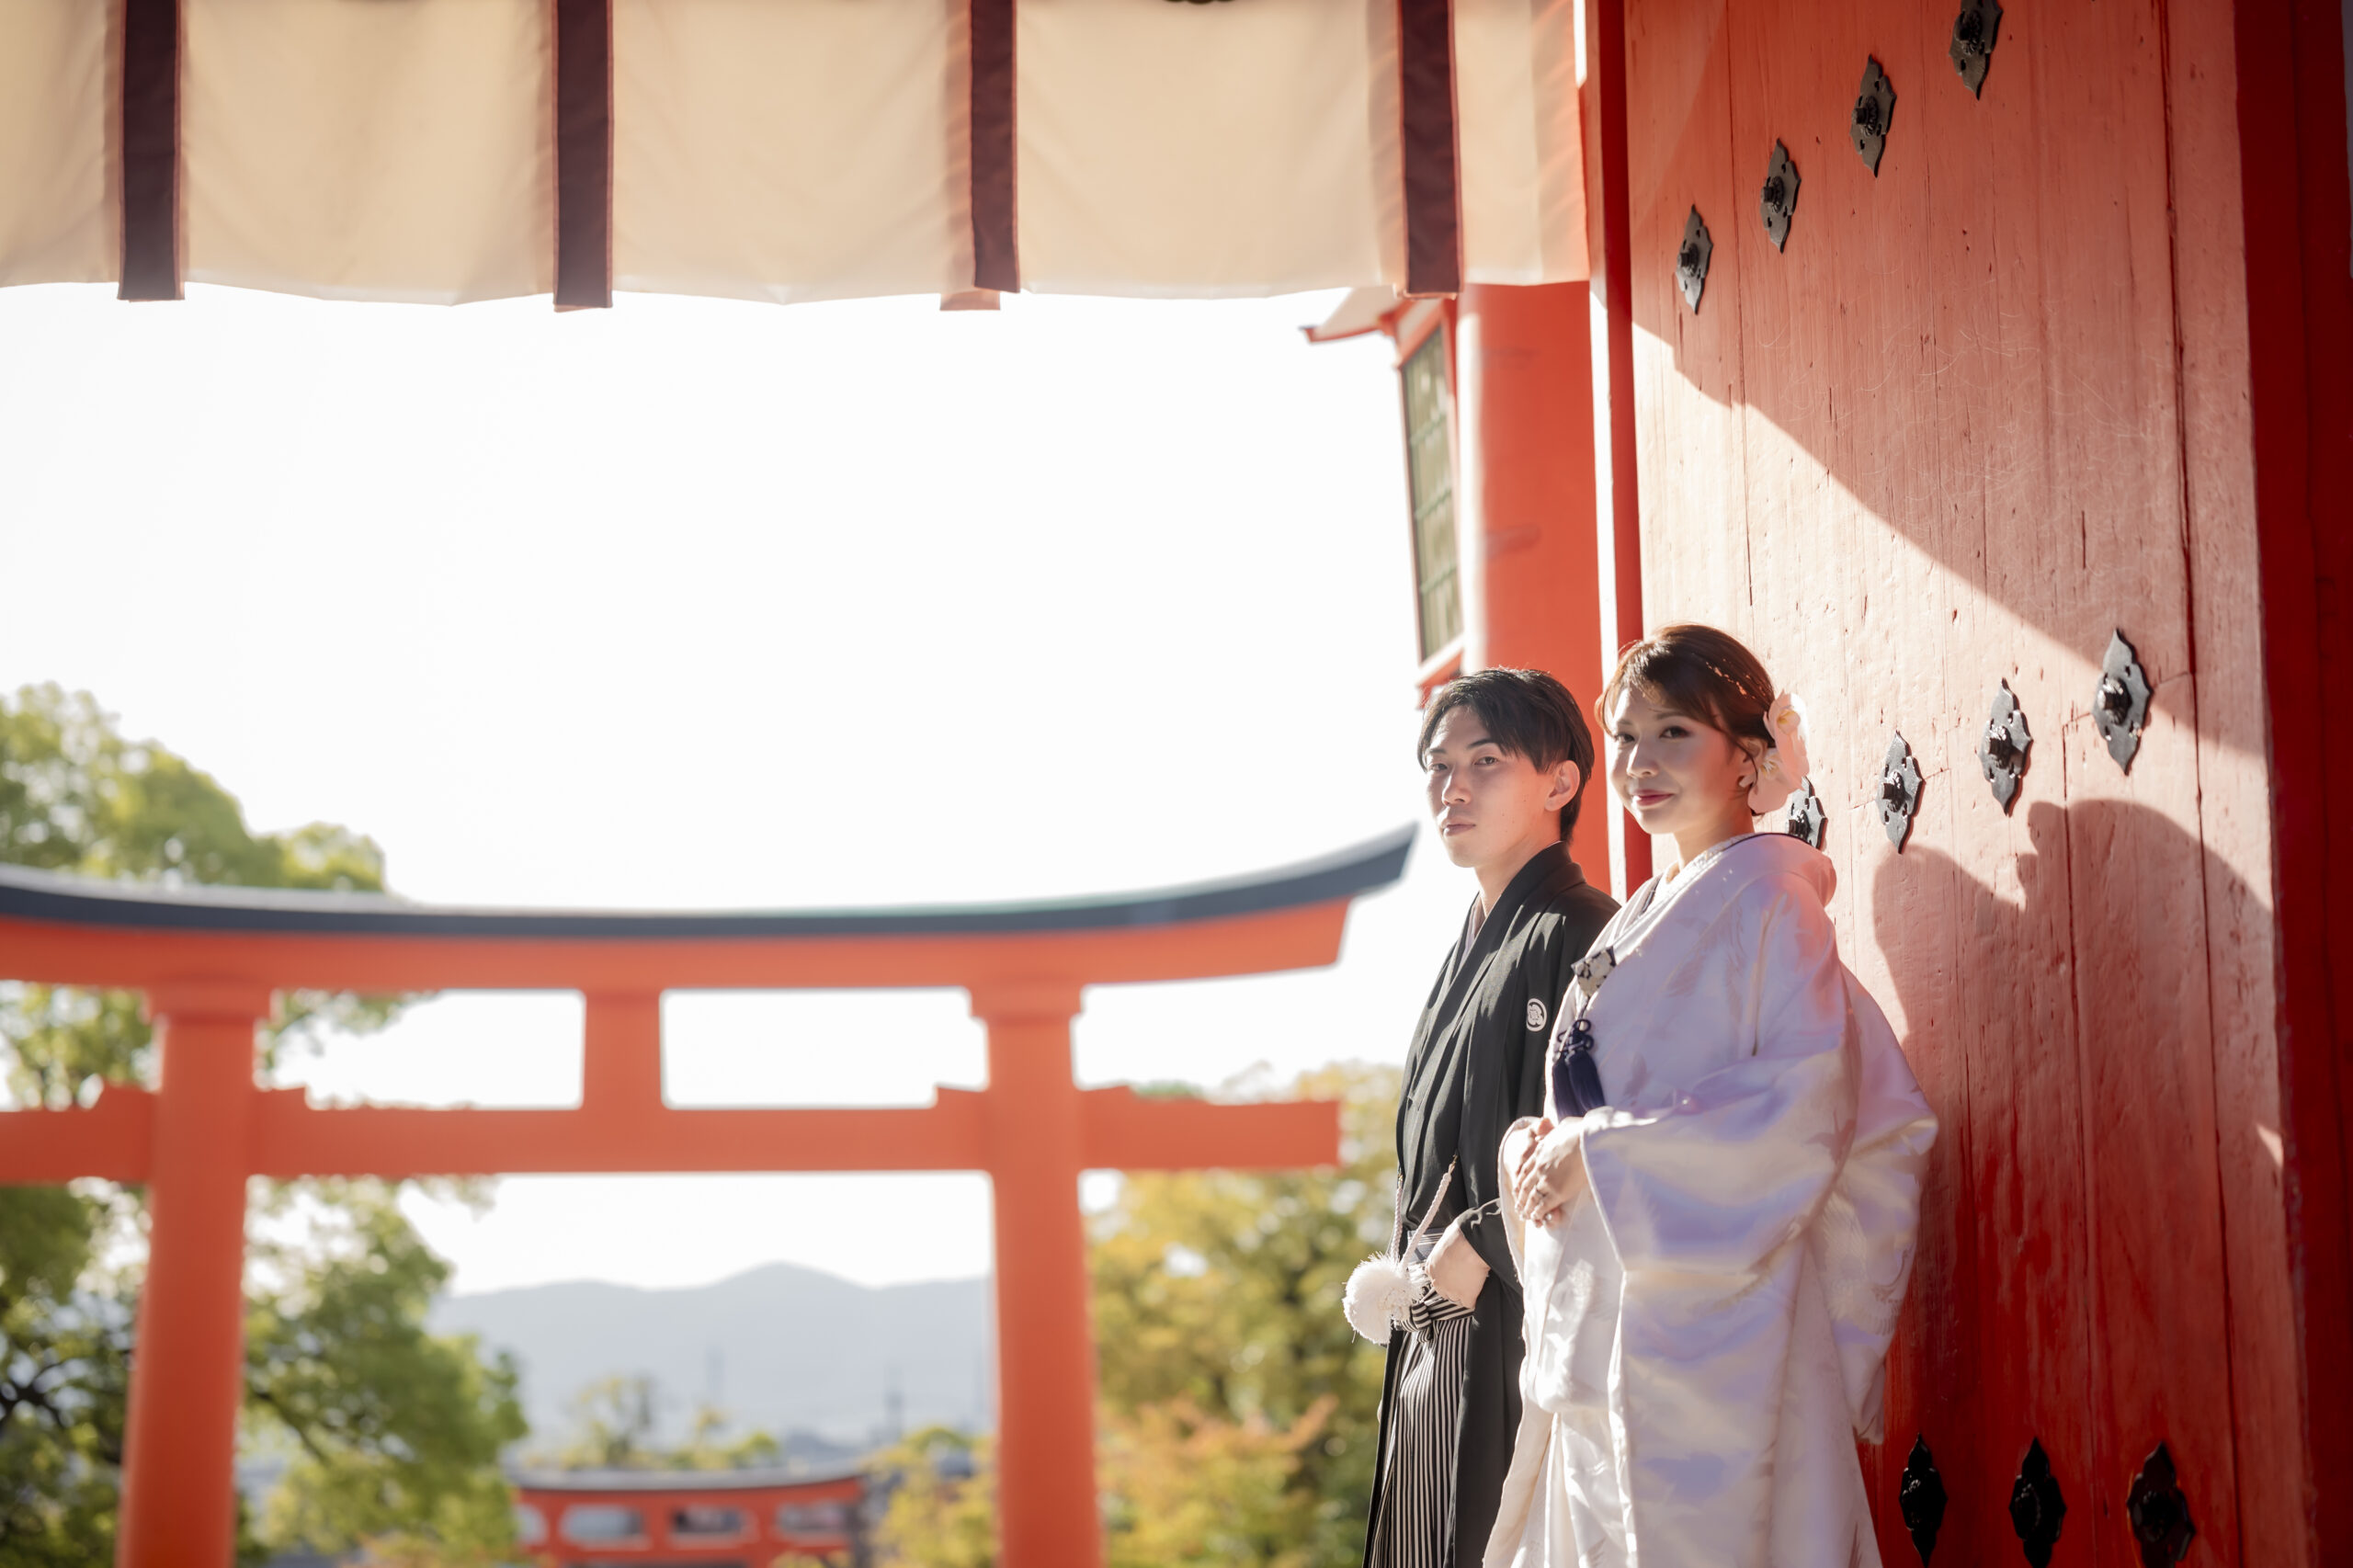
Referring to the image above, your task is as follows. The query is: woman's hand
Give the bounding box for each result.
[1505,1116,1553,1221]
[1426,1213,1489,1311]
[1512,1117,1586,1227]
[1499,1116,1546,1185]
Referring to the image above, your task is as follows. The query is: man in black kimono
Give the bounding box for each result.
[1364,667,1619,1568]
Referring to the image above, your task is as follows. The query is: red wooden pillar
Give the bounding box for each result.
[582,992,666,1127]
[1577,0,1649,896]
[118,986,271,1568]
[970,983,1100,1568]
[1454,281,1610,881]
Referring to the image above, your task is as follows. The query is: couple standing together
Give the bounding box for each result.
[1356,623,1938,1568]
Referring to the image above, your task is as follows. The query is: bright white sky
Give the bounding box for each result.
[0,280,1478,1295]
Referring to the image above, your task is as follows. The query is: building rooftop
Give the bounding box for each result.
[0,826,1412,940]
[508,1466,864,1494]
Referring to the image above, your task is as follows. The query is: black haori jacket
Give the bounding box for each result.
[1364,842,1619,1568]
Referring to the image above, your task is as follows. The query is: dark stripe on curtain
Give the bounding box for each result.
[970,0,1018,291]
[1398,0,1461,298]
[119,0,180,301]
[554,0,614,310]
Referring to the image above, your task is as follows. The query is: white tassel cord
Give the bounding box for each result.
[1343,1252,1417,1345]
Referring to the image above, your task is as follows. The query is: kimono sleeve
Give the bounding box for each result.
[1575,875,1861,1566]
[1814,979,1937,1438]
[1461,908,1586,1291]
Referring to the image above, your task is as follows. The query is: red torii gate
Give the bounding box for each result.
[0,828,1410,1568]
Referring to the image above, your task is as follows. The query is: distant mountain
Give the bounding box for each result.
[427,1264,992,1448]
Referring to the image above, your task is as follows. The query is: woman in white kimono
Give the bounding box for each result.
[1486,625,1937,1568]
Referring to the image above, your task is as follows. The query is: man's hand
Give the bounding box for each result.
[1426,1214,1489,1311]
[1512,1117,1586,1228]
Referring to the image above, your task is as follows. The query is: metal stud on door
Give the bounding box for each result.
[1759,142,1800,250]
[1851,59,1895,174]
[1979,682,2032,811]
[2007,1439,2066,1568]
[1878,733,1923,850]
[1677,208,1712,312]
[1785,778,1826,847]
[2127,1444,2196,1566]
[2095,630,2151,772]
[1949,0,2003,95]
[1897,1436,1948,1562]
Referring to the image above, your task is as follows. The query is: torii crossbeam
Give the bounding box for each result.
[0,829,1412,1568]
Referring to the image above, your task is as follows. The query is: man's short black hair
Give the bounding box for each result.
[1416,666,1598,841]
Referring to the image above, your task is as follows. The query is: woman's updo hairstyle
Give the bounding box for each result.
[1598,623,1776,757]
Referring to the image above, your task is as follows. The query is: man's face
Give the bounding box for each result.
[1421,704,1577,871]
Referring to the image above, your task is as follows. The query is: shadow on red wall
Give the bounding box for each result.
[1867,800,2256,1568]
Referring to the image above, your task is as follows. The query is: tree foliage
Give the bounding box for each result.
[533,1374,789,1472]
[873,1062,1402,1568]
[873,1426,995,1568]
[0,685,523,1565]
[0,1186,126,1566]
[245,1186,527,1562]
[554,1374,663,1470]
[1097,1396,1331,1568]
[1089,1062,1398,1567]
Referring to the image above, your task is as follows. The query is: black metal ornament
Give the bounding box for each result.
[2008,1439,2067,1568]
[1786,778,1826,847]
[1852,58,1896,175]
[2094,629,2152,772]
[1677,207,1712,312]
[1949,0,2003,95]
[2127,1443,2196,1567]
[1978,681,2032,812]
[1759,141,1801,250]
[1898,1436,1948,1563]
[1878,733,1924,850]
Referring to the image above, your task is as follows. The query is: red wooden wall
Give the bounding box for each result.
[1610,0,2349,1560]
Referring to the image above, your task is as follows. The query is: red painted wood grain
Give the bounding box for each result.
[1610,0,2333,1556]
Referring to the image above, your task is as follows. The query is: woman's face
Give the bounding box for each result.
[1605,686,1757,840]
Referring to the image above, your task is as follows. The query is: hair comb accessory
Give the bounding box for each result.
[1748,689,1812,814]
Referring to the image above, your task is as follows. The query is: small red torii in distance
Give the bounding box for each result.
[0,829,1412,1568]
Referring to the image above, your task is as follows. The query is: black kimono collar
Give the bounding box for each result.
[1446,841,1583,1003]
[1474,840,1584,926]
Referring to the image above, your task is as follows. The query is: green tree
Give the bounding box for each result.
[666,1404,785,1471]
[553,1374,660,1469]
[246,1184,527,1562]
[0,685,525,1564]
[872,1426,995,1568]
[0,1185,128,1565]
[534,1374,792,1472]
[1097,1396,1329,1568]
[1089,1062,1399,1567]
[871,1063,1402,1568]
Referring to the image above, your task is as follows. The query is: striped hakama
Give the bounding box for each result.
[1368,1290,1477,1568]
[1365,844,1619,1568]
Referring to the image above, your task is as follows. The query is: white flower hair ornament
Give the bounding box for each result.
[1747,690,1811,814]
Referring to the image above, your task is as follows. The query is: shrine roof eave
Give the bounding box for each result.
[509,1466,863,1494]
[0,826,1413,994]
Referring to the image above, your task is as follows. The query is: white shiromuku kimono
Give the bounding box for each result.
[1485,833,1937,1568]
